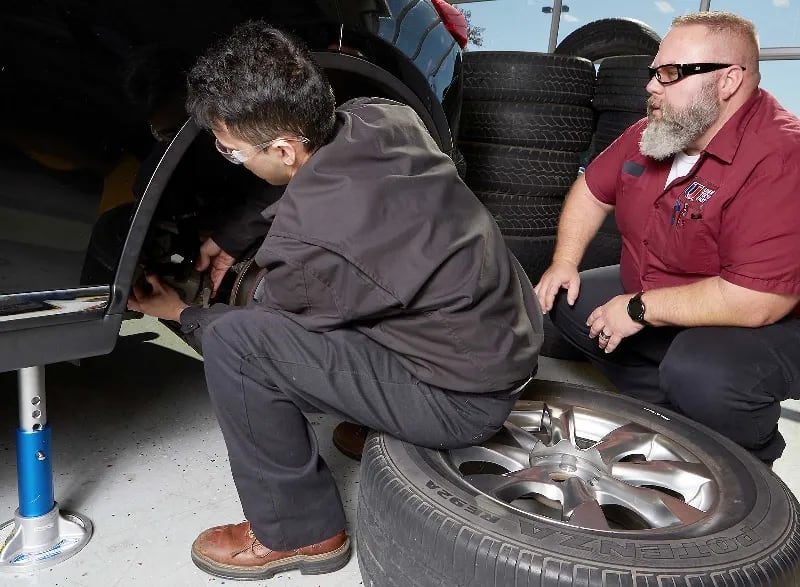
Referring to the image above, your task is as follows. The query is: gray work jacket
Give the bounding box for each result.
[182,98,542,393]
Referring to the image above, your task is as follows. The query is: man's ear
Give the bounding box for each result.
[276,141,298,167]
[719,65,745,101]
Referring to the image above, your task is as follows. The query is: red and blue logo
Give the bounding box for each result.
[684,181,716,203]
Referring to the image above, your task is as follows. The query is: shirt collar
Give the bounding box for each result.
[702,88,764,165]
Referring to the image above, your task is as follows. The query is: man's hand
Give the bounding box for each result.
[196,238,236,296]
[534,260,581,313]
[128,273,189,322]
[586,294,644,353]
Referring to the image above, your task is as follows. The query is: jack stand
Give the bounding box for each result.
[0,366,92,571]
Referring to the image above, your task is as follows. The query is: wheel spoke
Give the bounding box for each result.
[503,420,542,452]
[544,405,577,447]
[593,423,658,464]
[454,397,719,532]
[506,401,546,432]
[611,460,716,509]
[596,475,706,528]
[561,477,610,530]
[466,466,561,503]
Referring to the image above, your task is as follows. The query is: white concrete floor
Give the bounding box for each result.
[1,316,799,586]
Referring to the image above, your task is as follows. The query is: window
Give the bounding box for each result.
[462,1,558,52]
[709,0,800,47]
[758,60,800,115]
[462,0,704,53]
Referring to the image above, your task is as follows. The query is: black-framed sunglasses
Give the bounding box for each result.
[648,63,746,86]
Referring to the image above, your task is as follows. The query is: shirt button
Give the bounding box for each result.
[643,239,649,246]
[654,203,659,209]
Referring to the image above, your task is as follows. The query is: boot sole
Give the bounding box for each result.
[190,537,351,580]
[332,435,364,461]
[332,425,369,461]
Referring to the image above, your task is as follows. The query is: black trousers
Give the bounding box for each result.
[550,265,800,463]
[201,307,522,550]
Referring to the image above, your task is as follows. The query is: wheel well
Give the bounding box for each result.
[313,51,451,152]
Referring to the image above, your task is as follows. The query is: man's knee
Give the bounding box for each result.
[549,291,589,339]
[550,266,623,332]
[549,292,566,328]
[660,330,708,388]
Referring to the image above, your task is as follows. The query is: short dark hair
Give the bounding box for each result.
[186,21,336,151]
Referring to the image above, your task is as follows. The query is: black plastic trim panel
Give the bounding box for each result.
[0,313,122,373]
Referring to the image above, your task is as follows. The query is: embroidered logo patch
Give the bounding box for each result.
[684,181,716,203]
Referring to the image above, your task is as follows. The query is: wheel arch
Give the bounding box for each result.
[314,51,453,152]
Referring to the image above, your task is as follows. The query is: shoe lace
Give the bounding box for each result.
[245,525,273,558]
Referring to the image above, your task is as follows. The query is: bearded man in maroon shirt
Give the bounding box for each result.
[535,11,800,466]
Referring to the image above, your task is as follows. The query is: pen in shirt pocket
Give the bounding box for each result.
[670,200,681,225]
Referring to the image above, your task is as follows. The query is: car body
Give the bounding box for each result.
[0,0,466,372]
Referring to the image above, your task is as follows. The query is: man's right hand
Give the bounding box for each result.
[533,260,581,313]
[196,237,236,296]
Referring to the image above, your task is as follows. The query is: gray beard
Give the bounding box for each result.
[639,83,720,160]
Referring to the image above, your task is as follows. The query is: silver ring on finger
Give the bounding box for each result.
[599,331,611,341]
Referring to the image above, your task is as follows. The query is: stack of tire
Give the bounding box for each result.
[574,53,655,276]
[458,18,662,360]
[458,51,595,283]
[554,18,661,271]
[588,55,653,162]
[547,19,661,358]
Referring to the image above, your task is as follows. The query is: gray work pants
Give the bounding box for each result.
[201,307,523,550]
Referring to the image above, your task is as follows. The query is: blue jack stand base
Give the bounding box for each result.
[0,505,92,571]
[0,366,93,572]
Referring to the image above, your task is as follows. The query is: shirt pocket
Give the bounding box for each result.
[655,200,718,275]
[615,172,644,235]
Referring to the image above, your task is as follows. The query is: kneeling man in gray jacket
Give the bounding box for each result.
[128,20,542,581]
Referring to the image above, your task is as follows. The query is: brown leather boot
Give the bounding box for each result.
[190,521,351,580]
[332,421,371,460]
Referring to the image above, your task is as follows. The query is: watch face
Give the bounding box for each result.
[628,296,645,321]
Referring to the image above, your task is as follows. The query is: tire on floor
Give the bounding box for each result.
[357,381,800,586]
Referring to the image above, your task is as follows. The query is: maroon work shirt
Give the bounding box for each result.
[585,89,800,298]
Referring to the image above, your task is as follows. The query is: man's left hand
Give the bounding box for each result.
[586,294,644,353]
[128,273,189,322]
[196,237,236,297]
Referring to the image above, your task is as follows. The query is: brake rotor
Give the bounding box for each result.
[229,256,267,307]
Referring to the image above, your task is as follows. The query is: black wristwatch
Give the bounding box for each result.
[626,291,650,326]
